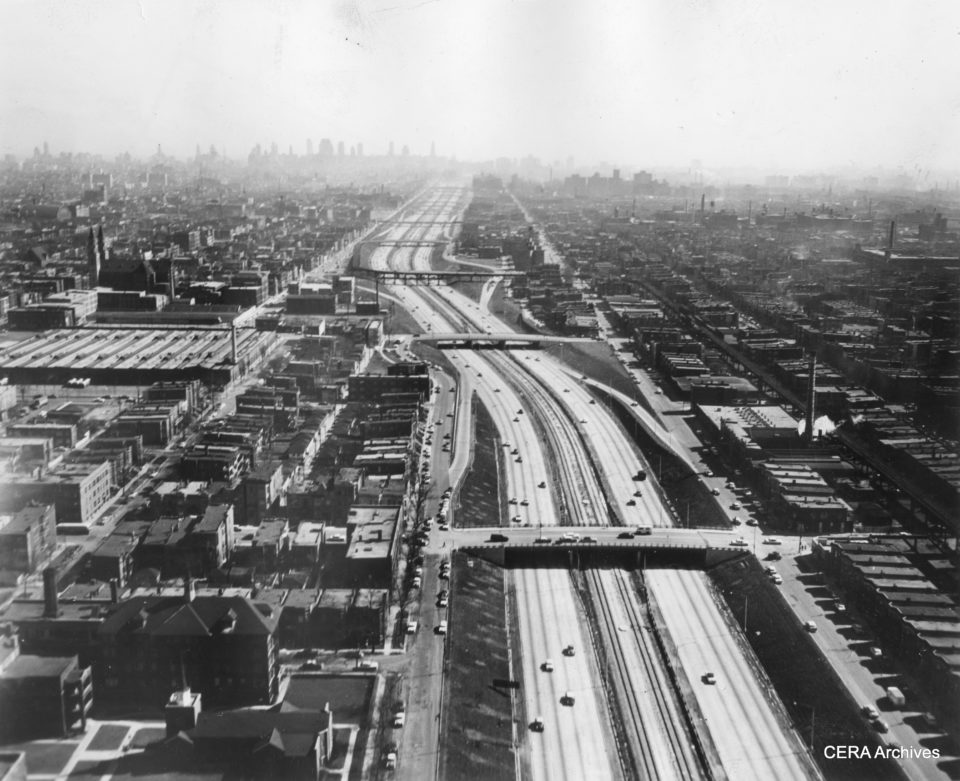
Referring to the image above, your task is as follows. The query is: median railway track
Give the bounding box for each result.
[587,567,709,781]
[489,351,608,527]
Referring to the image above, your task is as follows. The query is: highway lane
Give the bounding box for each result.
[518,354,664,528]
[648,569,819,781]
[514,566,620,781]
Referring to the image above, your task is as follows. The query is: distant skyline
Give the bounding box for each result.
[2,0,958,178]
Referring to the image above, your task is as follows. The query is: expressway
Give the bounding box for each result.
[365,188,619,777]
[647,569,817,780]
[361,185,818,781]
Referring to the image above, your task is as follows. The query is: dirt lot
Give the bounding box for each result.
[456,396,504,528]
[708,555,905,781]
[439,552,514,781]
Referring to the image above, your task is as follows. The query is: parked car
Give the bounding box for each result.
[703,672,717,685]
[804,620,817,633]
[541,659,554,672]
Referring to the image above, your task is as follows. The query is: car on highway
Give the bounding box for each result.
[437,620,448,635]
[520,499,529,506]
[488,533,509,542]
[762,537,782,545]
[559,532,582,542]
[513,417,520,423]
[804,620,817,633]
[626,499,636,506]
[515,456,523,463]
[538,481,547,488]
[582,536,598,543]
[730,538,749,547]
[563,645,575,656]
[618,531,634,539]
[702,672,717,685]
[561,691,575,706]
[508,497,517,504]
[633,490,643,497]
[541,660,554,672]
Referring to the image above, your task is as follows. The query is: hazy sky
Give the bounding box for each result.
[2,0,958,173]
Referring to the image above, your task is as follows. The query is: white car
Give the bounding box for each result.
[730,538,749,547]
[393,712,406,728]
[762,537,782,545]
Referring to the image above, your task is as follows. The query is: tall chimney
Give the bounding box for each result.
[43,567,60,618]
[109,579,119,604]
[700,193,706,222]
[183,575,195,604]
[230,326,238,364]
[885,220,895,262]
[803,354,817,445]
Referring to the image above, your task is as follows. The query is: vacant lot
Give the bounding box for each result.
[440,553,514,781]
[284,674,375,725]
[708,555,903,781]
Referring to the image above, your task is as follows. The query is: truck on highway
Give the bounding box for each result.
[886,686,906,707]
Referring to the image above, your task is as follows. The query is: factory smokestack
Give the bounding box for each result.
[885,220,895,262]
[230,326,238,364]
[700,193,706,222]
[803,354,817,444]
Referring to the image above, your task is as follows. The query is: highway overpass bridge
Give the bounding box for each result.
[444,525,754,567]
[353,267,524,285]
[413,332,594,348]
[461,540,750,569]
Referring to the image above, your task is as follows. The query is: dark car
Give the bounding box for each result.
[488,533,509,543]
[617,531,634,539]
